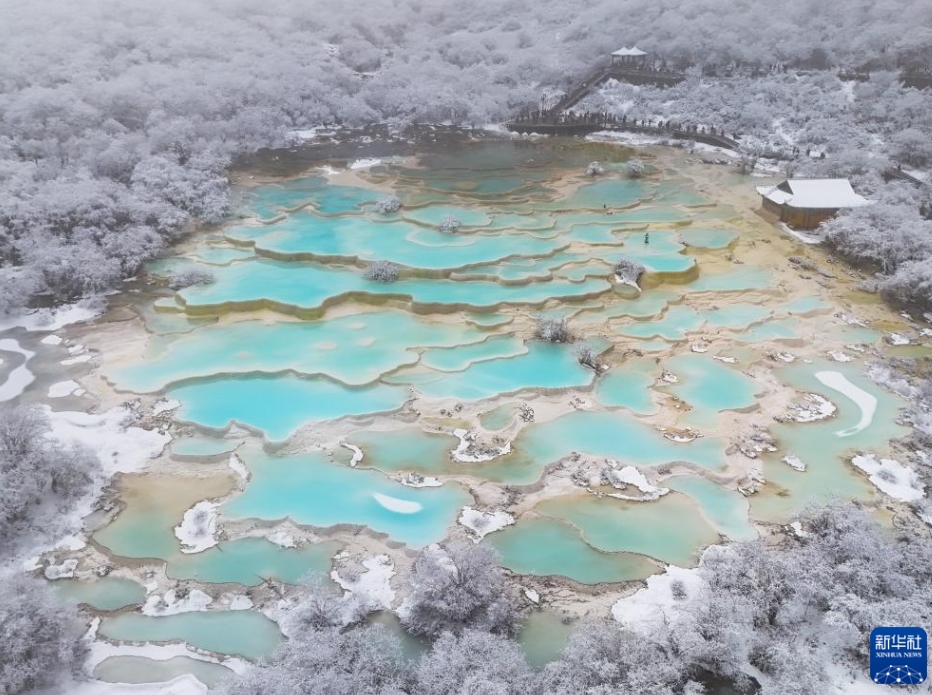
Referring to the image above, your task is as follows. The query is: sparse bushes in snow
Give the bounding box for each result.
[535,316,572,343]
[0,406,98,554]
[586,161,604,176]
[438,216,461,234]
[168,268,215,289]
[364,260,400,283]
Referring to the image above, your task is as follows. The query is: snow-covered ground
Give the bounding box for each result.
[340,441,364,467]
[782,454,807,472]
[451,428,511,463]
[0,298,104,333]
[458,507,515,540]
[174,501,220,554]
[48,379,83,398]
[611,564,704,634]
[607,465,669,501]
[143,589,213,616]
[332,555,395,612]
[850,454,925,502]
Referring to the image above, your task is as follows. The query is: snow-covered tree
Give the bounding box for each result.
[401,542,519,638]
[364,260,400,283]
[535,316,572,343]
[0,575,87,695]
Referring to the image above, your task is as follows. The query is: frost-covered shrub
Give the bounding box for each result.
[586,161,604,176]
[168,268,215,289]
[613,257,646,285]
[670,578,688,601]
[401,542,519,638]
[218,622,409,695]
[439,216,461,234]
[574,344,598,370]
[625,159,646,178]
[0,576,87,694]
[364,260,400,283]
[535,316,572,343]
[375,195,402,214]
[416,630,532,695]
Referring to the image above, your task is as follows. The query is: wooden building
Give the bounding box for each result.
[610,47,647,67]
[756,178,872,229]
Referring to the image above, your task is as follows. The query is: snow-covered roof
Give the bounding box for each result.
[612,47,647,57]
[756,178,872,209]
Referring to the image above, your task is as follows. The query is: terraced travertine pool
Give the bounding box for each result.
[36,138,926,684]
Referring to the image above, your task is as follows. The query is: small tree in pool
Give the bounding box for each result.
[439,215,461,234]
[535,315,572,343]
[586,161,604,176]
[575,344,600,370]
[626,159,646,178]
[613,257,646,286]
[364,261,400,283]
[374,194,401,214]
[168,268,215,289]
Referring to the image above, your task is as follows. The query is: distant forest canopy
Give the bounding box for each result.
[0,0,931,310]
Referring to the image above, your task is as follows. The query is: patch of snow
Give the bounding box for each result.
[316,165,339,176]
[399,472,443,488]
[0,338,35,401]
[814,371,877,437]
[836,313,866,327]
[586,130,667,147]
[850,454,924,502]
[458,507,515,540]
[828,350,852,362]
[372,492,422,514]
[779,223,821,244]
[349,157,381,169]
[885,332,911,346]
[267,530,296,548]
[227,453,249,480]
[772,352,796,363]
[689,343,708,353]
[66,675,209,695]
[55,533,88,551]
[44,558,79,580]
[143,589,213,616]
[340,441,364,467]
[782,454,807,471]
[788,393,837,423]
[607,465,670,500]
[612,564,704,633]
[48,380,82,398]
[228,595,253,610]
[332,555,395,612]
[174,501,219,554]
[660,370,678,383]
[41,334,64,345]
[524,588,540,604]
[712,355,737,364]
[0,298,104,334]
[44,406,171,476]
[789,521,808,537]
[84,636,249,678]
[68,344,86,355]
[451,428,511,463]
[62,354,93,365]
[152,399,181,415]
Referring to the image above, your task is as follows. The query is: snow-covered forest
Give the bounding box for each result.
[1,0,932,311]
